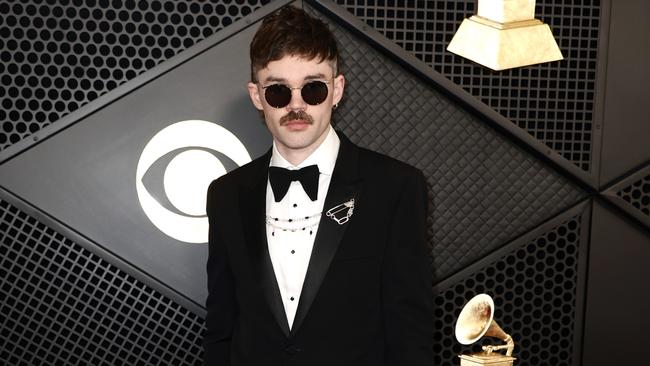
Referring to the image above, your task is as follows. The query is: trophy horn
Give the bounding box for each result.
[455,294,515,357]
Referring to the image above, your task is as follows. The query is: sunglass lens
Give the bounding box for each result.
[264,84,292,108]
[301,81,329,106]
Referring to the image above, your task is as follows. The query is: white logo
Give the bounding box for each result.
[136,120,251,243]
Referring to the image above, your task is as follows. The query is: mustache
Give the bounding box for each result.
[280,110,314,125]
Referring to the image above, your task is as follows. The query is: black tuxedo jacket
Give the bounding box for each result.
[203,132,433,366]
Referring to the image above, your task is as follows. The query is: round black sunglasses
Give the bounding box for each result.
[261,80,331,109]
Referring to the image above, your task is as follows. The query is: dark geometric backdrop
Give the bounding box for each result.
[340,0,600,173]
[1,0,648,365]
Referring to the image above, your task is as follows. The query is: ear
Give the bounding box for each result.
[332,74,345,105]
[247,82,264,110]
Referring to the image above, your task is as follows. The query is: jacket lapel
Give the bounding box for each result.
[238,150,291,337]
[291,133,362,335]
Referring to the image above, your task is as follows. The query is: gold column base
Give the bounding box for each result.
[459,353,516,366]
[447,15,563,70]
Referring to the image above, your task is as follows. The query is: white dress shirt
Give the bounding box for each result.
[265,125,340,329]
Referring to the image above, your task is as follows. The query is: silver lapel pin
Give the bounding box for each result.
[326,198,355,225]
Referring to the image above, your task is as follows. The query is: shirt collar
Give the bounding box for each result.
[270,125,340,176]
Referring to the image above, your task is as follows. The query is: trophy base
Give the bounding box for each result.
[447,15,563,70]
[459,353,516,366]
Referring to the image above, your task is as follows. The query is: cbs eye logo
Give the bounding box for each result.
[136,120,251,243]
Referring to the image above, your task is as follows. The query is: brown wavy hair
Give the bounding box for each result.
[250,6,340,82]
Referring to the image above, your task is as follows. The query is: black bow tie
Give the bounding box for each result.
[268,165,320,202]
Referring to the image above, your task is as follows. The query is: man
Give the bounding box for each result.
[203,6,433,365]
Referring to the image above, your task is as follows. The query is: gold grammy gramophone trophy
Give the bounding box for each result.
[455,294,516,366]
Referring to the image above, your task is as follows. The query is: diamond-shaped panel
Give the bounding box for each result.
[308,4,587,280]
[433,213,584,366]
[336,0,600,172]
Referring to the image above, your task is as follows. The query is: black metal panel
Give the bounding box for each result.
[0,0,271,152]
[307,2,587,281]
[432,201,590,366]
[335,0,602,174]
[583,200,650,366]
[598,0,650,186]
[0,198,205,365]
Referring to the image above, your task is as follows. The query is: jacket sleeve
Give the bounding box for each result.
[203,180,236,366]
[382,169,434,365]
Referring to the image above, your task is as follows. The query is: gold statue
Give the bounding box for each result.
[455,294,516,366]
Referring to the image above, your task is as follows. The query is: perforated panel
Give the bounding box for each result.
[0,199,204,365]
[433,214,584,366]
[309,5,587,280]
[616,174,650,217]
[0,0,270,150]
[336,0,601,172]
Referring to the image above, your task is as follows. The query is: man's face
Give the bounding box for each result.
[248,55,345,162]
